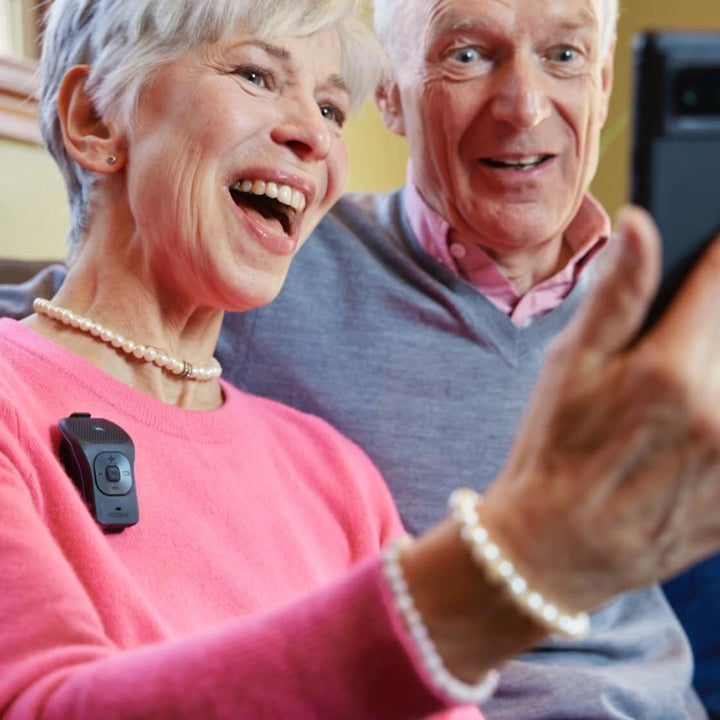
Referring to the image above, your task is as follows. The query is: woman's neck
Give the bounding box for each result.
[24,258,226,411]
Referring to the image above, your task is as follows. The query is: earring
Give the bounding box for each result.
[106,155,117,166]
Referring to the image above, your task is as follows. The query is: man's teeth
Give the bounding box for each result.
[487,155,546,170]
[233,179,306,212]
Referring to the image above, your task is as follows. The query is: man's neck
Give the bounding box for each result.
[488,237,573,296]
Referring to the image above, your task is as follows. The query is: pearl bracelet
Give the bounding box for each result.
[448,487,590,640]
[382,536,500,706]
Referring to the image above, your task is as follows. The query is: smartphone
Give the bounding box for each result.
[631,31,720,332]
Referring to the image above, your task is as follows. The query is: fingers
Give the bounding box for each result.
[565,205,661,364]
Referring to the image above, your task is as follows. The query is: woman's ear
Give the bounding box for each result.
[375,78,406,137]
[57,65,126,172]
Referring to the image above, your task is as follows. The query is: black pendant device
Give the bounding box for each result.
[58,413,139,532]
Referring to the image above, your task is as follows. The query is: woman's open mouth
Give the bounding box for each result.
[229,179,307,237]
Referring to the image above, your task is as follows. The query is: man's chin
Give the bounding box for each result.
[456,204,569,256]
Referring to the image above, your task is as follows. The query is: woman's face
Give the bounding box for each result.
[123,27,350,312]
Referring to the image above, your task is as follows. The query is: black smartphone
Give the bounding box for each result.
[631,31,720,332]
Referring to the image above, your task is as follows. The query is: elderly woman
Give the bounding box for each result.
[0,1,500,717]
[3,0,720,718]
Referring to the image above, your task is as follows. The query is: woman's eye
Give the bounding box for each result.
[452,47,482,64]
[233,66,270,88]
[319,104,346,128]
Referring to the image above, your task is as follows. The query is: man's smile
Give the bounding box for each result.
[480,154,554,170]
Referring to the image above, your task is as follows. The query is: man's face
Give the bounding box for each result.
[382,0,614,258]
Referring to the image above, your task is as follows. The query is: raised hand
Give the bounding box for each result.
[483,205,720,611]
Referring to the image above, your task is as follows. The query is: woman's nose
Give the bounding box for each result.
[490,57,552,130]
[270,100,333,162]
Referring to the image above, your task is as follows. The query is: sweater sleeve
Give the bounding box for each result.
[0,443,479,719]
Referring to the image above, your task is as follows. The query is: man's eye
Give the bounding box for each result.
[549,47,580,63]
[452,47,482,64]
[320,104,346,128]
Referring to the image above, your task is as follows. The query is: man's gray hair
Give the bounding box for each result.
[40,0,384,254]
[373,0,620,64]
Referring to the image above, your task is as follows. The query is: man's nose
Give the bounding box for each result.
[270,99,333,162]
[490,56,552,129]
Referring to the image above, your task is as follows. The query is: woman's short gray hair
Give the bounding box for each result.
[373,0,619,65]
[40,0,385,253]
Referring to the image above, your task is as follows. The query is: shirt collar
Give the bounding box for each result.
[403,162,610,324]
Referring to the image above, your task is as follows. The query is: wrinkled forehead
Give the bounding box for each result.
[408,0,604,45]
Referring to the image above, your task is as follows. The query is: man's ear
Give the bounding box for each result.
[375,78,406,137]
[57,65,126,172]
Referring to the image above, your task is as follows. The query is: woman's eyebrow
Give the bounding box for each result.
[224,39,291,61]
[254,41,291,61]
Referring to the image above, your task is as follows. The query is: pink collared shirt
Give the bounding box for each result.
[404,169,610,326]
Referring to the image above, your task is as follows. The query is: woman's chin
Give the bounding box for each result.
[216,269,289,314]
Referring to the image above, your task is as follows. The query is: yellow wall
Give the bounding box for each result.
[345,100,408,193]
[0,138,69,259]
[1,0,718,261]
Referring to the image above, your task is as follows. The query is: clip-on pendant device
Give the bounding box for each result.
[58,413,139,533]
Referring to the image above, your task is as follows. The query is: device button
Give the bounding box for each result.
[94,452,134,495]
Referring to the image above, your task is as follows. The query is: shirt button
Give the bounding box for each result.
[449,242,467,259]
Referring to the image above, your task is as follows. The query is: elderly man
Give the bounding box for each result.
[0,0,716,717]
[215,0,714,718]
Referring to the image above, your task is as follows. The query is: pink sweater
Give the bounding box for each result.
[0,320,483,720]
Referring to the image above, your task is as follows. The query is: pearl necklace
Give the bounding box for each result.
[33,298,222,382]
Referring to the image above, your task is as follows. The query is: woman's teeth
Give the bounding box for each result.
[233,179,306,212]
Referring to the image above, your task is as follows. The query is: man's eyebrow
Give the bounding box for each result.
[550,8,600,34]
[431,13,493,38]
[323,74,351,96]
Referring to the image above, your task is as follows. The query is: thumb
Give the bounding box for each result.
[565,205,661,363]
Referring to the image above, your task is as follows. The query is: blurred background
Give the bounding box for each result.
[0,0,718,260]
